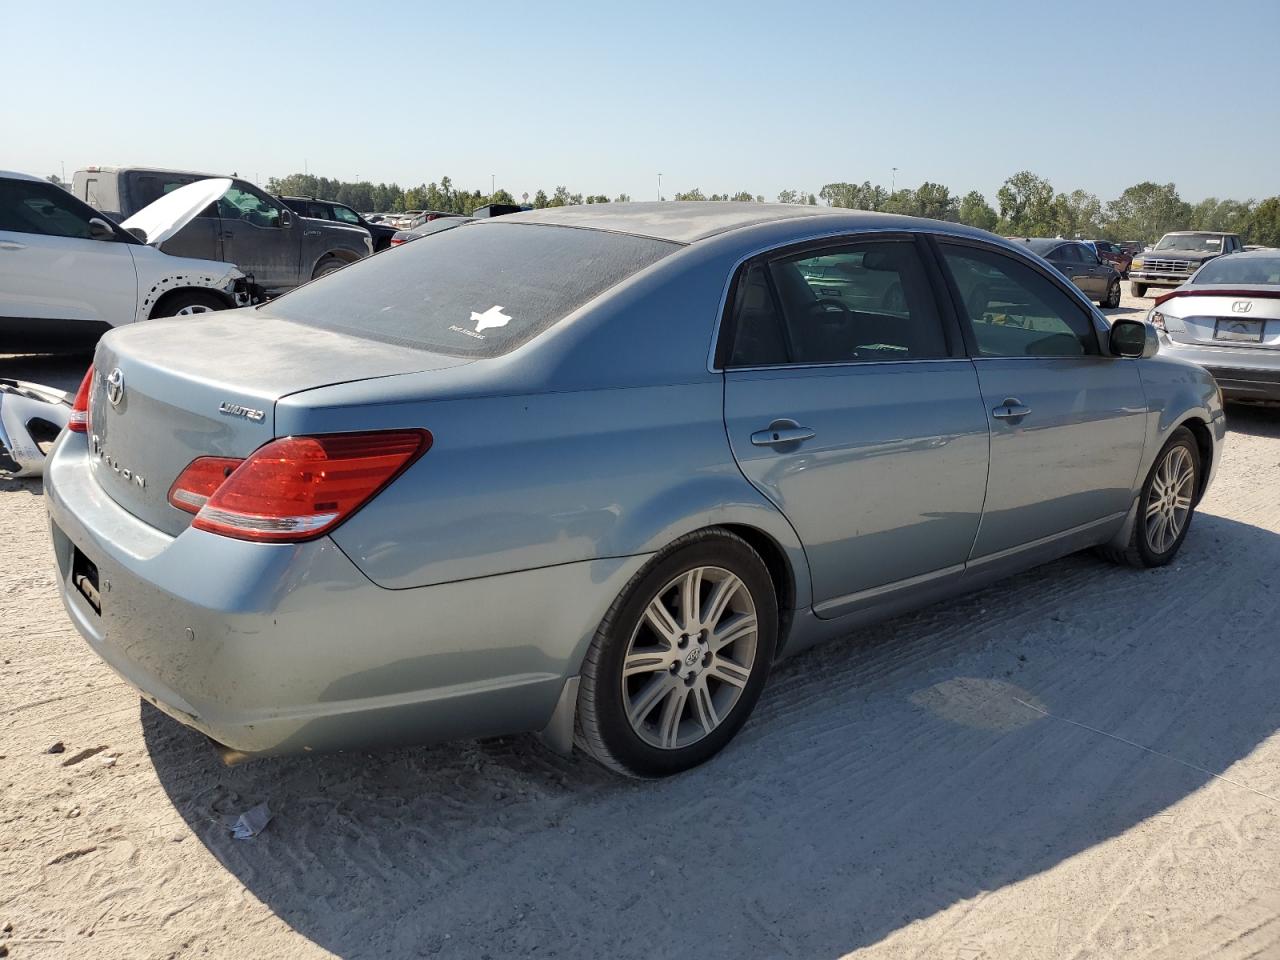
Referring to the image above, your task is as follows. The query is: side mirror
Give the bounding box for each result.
[279,208,293,228]
[125,226,148,243]
[1110,318,1157,358]
[88,217,116,241]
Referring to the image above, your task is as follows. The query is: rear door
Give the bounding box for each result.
[216,182,299,292]
[935,240,1146,559]
[721,234,990,617]
[125,172,222,262]
[0,177,137,349]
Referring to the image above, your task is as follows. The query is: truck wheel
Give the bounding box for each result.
[1129,282,1147,298]
[312,256,347,280]
[151,290,228,319]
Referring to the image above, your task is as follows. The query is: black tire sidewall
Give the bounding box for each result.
[152,290,226,318]
[1135,431,1200,566]
[588,537,777,777]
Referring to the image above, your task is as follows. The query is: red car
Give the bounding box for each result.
[1090,240,1133,278]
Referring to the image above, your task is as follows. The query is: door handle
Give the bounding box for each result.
[992,398,1031,421]
[0,241,25,250]
[222,229,234,239]
[750,420,816,447]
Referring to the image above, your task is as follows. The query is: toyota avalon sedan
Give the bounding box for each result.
[1148,249,1280,403]
[45,203,1225,778]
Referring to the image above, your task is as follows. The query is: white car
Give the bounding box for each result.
[0,172,249,353]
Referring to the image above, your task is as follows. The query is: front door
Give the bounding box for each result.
[936,240,1146,558]
[217,182,297,293]
[0,177,137,350]
[721,236,990,615]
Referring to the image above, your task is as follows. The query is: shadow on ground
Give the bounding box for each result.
[143,507,1280,958]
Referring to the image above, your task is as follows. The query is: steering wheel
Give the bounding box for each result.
[807,297,851,317]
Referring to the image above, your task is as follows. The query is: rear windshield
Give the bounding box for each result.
[1192,255,1280,285]
[266,222,679,358]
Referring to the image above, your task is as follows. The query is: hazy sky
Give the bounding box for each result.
[7,0,1278,204]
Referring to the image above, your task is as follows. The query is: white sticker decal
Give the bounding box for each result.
[471,305,512,333]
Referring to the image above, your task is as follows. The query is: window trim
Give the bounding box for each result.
[713,231,967,371]
[926,234,1106,359]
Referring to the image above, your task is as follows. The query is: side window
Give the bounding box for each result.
[306,202,330,220]
[217,185,281,228]
[1054,244,1080,263]
[332,205,361,225]
[939,244,1099,358]
[725,239,949,366]
[0,179,97,238]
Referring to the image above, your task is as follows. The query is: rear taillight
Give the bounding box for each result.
[67,366,94,433]
[184,430,431,543]
[168,457,245,513]
[389,236,405,246]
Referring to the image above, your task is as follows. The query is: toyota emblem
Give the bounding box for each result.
[105,368,126,407]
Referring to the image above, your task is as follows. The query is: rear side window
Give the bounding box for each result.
[267,222,679,358]
[725,239,949,366]
[940,243,1099,358]
[332,205,361,225]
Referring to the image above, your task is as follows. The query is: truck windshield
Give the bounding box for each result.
[1154,234,1222,253]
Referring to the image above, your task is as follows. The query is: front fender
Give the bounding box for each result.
[1135,355,1226,490]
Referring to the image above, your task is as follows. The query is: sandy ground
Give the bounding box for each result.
[3,291,1280,959]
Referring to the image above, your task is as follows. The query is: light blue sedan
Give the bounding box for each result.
[45,203,1225,777]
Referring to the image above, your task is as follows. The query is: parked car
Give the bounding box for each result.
[72,167,372,296]
[1089,240,1133,277]
[1118,241,1144,257]
[471,203,531,218]
[46,203,1224,778]
[278,197,397,252]
[1149,249,1280,402]
[389,215,473,247]
[402,210,459,230]
[1,171,249,353]
[1129,231,1244,298]
[1014,238,1123,307]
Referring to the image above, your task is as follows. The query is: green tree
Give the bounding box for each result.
[730,191,756,202]
[1051,189,1102,238]
[673,187,708,201]
[997,171,1056,235]
[777,189,814,204]
[585,194,610,204]
[910,182,958,221]
[819,181,889,211]
[1103,182,1191,244]
[533,189,549,208]
[957,190,998,231]
[1188,197,1254,234]
[614,193,631,202]
[1247,197,1280,246]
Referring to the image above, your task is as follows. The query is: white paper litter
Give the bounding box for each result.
[224,802,272,840]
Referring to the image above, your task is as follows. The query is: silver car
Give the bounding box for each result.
[1150,249,1280,403]
[45,203,1226,777]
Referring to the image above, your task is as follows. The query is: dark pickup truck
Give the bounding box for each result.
[72,166,372,296]
[279,196,397,252]
[1129,231,1244,297]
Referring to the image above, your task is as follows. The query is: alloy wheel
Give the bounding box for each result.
[1145,445,1195,553]
[175,304,215,316]
[621,565,758,750]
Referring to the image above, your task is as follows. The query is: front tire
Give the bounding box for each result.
[1102,279,1122,309]
[312,255,347,280]
[150,290,227,319]
[1100,427,1200,568]
[1130,281,1147,298]
[575,529,778,778]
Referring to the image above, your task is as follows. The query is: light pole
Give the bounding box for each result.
[657,172,662,201]
[491,174,495,196]
[891,167,898,192]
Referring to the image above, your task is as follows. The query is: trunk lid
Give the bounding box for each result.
[1160,287,1280,350]
[88,310,470,535]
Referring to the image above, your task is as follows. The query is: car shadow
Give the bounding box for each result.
[1226,402,1280,438]
[142,510,1280,958]
[0,352,91,394]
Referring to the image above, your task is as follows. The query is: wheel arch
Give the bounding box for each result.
[1175,414,1214,503]
[147,285,235,319]
[310,248,362,277]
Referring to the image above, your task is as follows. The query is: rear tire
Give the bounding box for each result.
[150,290,227,319]
[575,528,778,778]
[312,255,347,280]
[1098,427,1200,568]
[1102,279,1121,308]
[1130,281,1147,298]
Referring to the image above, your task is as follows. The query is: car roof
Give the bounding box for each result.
[499,201,982,245]
[0,170,47,183]
[1164,230,1233,236]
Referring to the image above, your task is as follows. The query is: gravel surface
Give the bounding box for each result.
[3,292,1280,959]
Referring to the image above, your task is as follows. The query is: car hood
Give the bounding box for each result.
[1141,248,1222,262]
[121,177,231,247]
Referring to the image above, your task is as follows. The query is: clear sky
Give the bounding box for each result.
[6,0,1278,205]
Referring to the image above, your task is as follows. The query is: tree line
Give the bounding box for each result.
[263,171,1280,246]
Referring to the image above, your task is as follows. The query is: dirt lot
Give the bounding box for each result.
[3,292,1280,959]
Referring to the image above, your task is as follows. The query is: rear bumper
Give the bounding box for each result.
[45,432,648,756]
[1161,341,1280,401]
